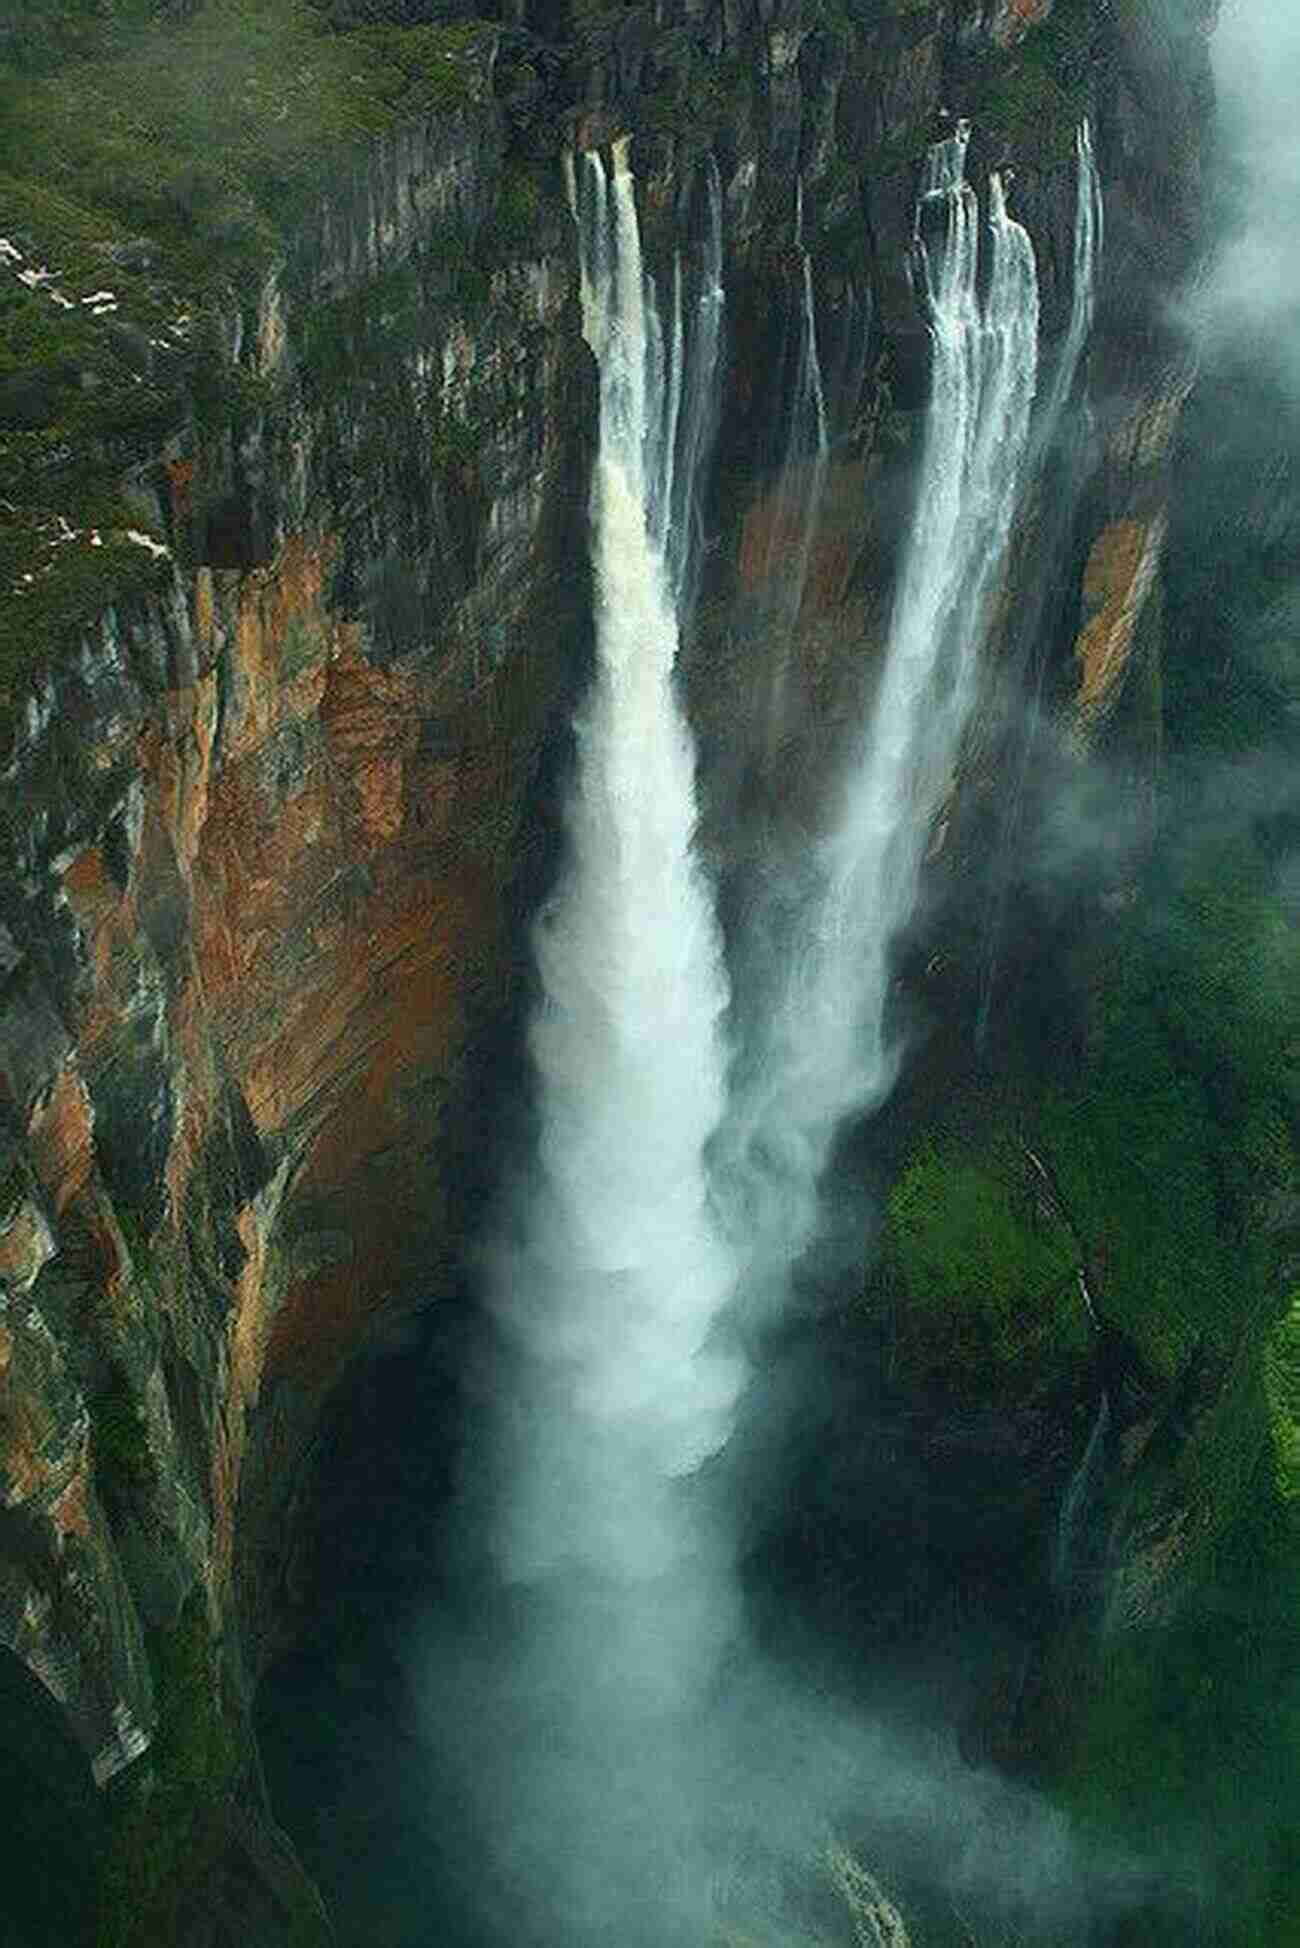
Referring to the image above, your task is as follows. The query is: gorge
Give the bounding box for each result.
[1,2,1297,1946]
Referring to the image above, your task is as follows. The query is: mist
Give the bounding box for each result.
[405,123,1132,1948]
[249,9,1298,1947]
[1196,0,1300,379]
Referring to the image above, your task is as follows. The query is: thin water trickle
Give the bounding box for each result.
[1045,118,1104,434]
[1053,1390,1111,1594]
[760,176,831,765]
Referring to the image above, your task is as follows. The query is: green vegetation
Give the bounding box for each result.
[0,0,495,335]
[88,1359,156,1521]
[1014,336,1300,1937]
[881,1128,1086,1402]
[860,825,1296,1878]
[97,1592,245,1948]
[971,0,1093,164]
[0,0,162,76]
[639,42,750,149]
[0,3,493,266]
[879,818,1300,1415]
[489,169,545,258]
[1265,1291,1300,1505]
[0,0,495,705]
[0,498,174,704]
[1060,1444,1300,1947]
[1036,841,1300,1382]
[878,868,1300,1940]
[295,246,487,495]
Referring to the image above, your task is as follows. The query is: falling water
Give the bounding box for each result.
[650,156,725,617]
[975,117,1104,1050]
[760,178,831,763]
[720,124,1040,1293]
[495,132,739,1675]
[1052,1390,1111,1594]
[1044,118,1104,432]
[479,141,740,1941]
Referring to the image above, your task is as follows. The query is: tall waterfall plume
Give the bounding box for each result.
[474,140,740,1942]
[720,124,1040,1295]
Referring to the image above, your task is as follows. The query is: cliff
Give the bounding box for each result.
[0,1,1246,1942]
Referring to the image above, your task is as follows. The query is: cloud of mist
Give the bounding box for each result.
[408,1602,1177,1948]
[984,0,1300,953]
[1190,1,1300,380]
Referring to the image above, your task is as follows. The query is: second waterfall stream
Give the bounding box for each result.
[718,123,1041,1304]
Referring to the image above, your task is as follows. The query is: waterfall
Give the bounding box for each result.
[496,131,739,1667]
[975,118,1103,1050]
[1045,118,1103,432]
[720,124,1040,1296]
[760,178,831,764]
[478,141,739,1941]
[650,155,725,617]
[1052,1390,1111,1594]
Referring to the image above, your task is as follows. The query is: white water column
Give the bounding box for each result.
[488,138,740,1708]
[719,124,1040,1295]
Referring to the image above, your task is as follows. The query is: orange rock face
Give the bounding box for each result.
[1073,515,1166,731]
[128,536,559,1598]
[1,469,561,1744]
[0,1198,55,1291]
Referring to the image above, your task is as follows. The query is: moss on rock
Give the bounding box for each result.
[966,0,1093,165]
[0,0,498,704]
[97,1591,240,1945]
[878,1124,1087,1405]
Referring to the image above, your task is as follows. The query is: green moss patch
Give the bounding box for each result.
[96,1591,246,1948]
[969,0,1093,165]
[0,3,495,274]
[0,496,173,709]
[89,1359,156,1516]
[0,0,497,705]
[880,1125,1087,1403]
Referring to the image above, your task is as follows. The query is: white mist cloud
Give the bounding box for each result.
[408,1608,1173,1948]
[1193,0,1300,374]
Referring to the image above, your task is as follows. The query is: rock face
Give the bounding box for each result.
[0,0,1216,1935]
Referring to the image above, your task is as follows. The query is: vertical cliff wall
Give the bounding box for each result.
[0,1,1220,1938]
